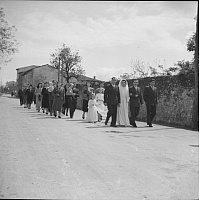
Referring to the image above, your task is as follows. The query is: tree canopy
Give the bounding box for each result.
[0,7,19,67]
[50,44,85,83]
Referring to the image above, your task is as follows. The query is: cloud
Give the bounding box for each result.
[17,3,195,52]
[0,1,197,84]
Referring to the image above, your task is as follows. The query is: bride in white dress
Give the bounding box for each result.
[116,79,131,127]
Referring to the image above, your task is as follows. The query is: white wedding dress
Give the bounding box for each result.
[116,80,131,126]
[95,93,108,118]
[86,99,98,123]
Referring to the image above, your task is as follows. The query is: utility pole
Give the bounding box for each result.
[58,57,60,83]
[192,4,199,130]
[61,58,63,84]
[0,78,2,93]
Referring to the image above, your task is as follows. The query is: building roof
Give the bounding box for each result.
[21,64,55,76]
[16,64,104,83]
[77,75,102,82]
[16,65,39,73]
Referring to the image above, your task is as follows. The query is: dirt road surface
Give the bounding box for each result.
[0,94,198,199]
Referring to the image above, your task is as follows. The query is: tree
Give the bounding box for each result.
[129,58,168,78]
[120,73,134,80]
[50,44,85,83]
[0,7,19,67]
[167,18,197,76]
[173,60,194,75]
[187,33,196,53]
[129,58,151,78]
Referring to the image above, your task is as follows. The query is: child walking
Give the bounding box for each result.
[86,93,98,123]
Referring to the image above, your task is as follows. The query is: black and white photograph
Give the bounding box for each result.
[0,1,199,199]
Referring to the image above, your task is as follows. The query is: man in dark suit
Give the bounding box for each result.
[18,88,23,106]
[26,84,34,109]
[69,83,79,119]
[104,77,120,127]
[129,79,143,127]
[143,78,158,127]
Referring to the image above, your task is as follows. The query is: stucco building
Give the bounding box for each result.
[16,64,103,89]
[16,64,60,90]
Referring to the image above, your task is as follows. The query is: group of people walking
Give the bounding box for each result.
[103,77,157,127]
[18,80,79,118]
[17,77,158,127]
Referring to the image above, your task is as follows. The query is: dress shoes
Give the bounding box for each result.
[105,121,108,125]
[110,124,117,127]
[149,125,153,127]
[132,125,137,127]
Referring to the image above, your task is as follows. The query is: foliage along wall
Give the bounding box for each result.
[128,73,195,128]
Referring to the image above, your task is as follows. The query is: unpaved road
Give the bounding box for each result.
[0,94,198,199]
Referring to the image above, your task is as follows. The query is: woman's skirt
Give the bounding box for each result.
[82,99,88,112]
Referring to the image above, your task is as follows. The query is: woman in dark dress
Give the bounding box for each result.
[67,83,79,119]
[26,84,34,109]
[81,82,93,119]
[62,83,71,116]
[41,82,50,114]
[52,82,65,118]
[18,88,23,106]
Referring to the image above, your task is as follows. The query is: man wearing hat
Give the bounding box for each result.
[104,77,120,127]
[143,78,158,127]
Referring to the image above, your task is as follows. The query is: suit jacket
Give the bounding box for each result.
[26,89,34,103]
[129,86,143,107]
[18,89,23,97]
[143,86,158,105]
[104,83,120,105]
[22,88,27,97]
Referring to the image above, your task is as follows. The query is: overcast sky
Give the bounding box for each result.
[0,1,198,85]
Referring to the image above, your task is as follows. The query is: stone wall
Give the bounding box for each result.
[127,74,195,128]
[76,74,195,128]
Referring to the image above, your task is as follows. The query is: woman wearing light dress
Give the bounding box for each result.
[86,93,98,123]
[95,88,108,121]
[35,82,43,112]
[48,81,54,116]
[116,79,131,127]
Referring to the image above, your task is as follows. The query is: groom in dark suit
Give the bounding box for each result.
[143,78,158,127]
[129,79,143,127]
[104,77,120,127]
